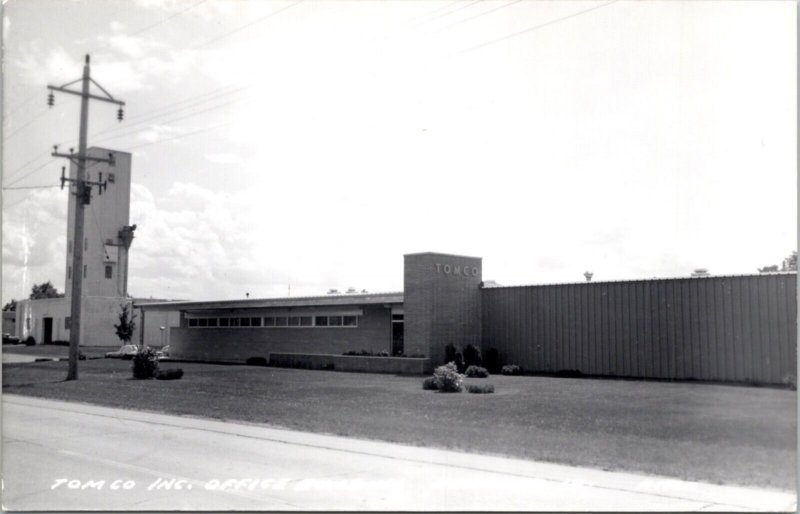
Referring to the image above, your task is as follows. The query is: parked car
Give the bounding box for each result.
[105,344,139,359]
[156,345,170,360]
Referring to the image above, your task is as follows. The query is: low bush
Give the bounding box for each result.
[782,374,797,390]
[376,350,389,357]
[132,347,159,379]
[466,383,495,394]
[501,364,522,376]
[463,344,482,368]
[24,336,36,346]
[422,376,438,390]
[245,357,268,366]
[433,362,464,393]
[156,368,184,380]
[483,347,500,374]
[465,365,489,378]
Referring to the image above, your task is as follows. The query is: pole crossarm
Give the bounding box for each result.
[47,85,125,106]
[52,151,115,165]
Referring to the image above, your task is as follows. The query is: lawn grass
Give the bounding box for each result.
[2,358,795,490]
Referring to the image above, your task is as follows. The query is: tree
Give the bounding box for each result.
[2,299,16,312]
[29,281,64,300]
[758,251,797,273]
[114,304,137,344]
[781,251,797,271]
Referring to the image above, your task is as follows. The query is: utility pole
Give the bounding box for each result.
[48,54,124,380]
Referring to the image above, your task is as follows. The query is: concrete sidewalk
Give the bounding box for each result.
[2,394,796,511]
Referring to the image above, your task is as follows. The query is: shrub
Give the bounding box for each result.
[376,350,389,357]
[24,336,36,346]
[466,383,495,394]
[132,347,159,379]
[501,364,522,376]
[156,368,184,380]
[433,362,464,393]
[465,365,489,378]
[422,376,438,390]
[246,357,268,366]
[453,351,465,373]
[483,347,500,374]
[782,374,797,390]
[463,344,482,368]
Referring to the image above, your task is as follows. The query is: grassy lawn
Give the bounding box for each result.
[2,358,795,490]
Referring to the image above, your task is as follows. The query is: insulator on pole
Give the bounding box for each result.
[48,92,54,107]
[117,107,124,122]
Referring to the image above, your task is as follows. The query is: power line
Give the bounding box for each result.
[3,150,52,183]
[90,86,247,141]
[3,159,57,188]
[4,108,49,141]
[90,0,210,54]
[421,0,483,24]
[192,0,304,50]
[124,121,230,151]
[92,97,242,147]
[2,184,60,190]
[123,0,209,40]
[440,0,524,31]
[454,0,620,56]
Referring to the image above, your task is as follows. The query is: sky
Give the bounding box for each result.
[1,0,796,304]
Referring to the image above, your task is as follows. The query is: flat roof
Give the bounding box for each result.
[135,291,404,312]
[481,271,798,290]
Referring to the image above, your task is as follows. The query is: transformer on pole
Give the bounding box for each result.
[47,54,125,381]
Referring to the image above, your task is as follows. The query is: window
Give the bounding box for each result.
[230,318,240,327]
[83,265,87,278]
[263,317,275,327]
[65,317,71,329]
[343,315,358,327]
[189,319,198,327]
[251,317,262,327]
[274,316,288,327]
[105,265,113,279]
[392,314,404,321]
[219,318,230,327]
[207,318,218,327]
[329,316,343,326]
[315,316,329,326]
[68,266,72,280]
[198,319,208,327]
[240,317,251,327]
[300,316,313,326]
[288,317,300,327]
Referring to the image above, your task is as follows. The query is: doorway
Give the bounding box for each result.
[43,317,53,344]
[391,314,404,356]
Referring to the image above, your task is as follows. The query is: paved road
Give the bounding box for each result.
[2,394,795,511]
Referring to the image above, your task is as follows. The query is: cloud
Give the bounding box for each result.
[203,153,242,165]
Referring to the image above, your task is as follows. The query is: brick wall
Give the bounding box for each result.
[404,252,482,365]
[169,304,392,362]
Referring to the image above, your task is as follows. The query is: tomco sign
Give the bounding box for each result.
[435,263,479,277]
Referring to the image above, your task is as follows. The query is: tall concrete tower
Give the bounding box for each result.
[65,147,134,299]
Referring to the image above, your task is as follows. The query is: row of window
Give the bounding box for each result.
[188,315,359,329]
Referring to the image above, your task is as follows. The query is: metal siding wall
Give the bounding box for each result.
[482,274,797,384]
